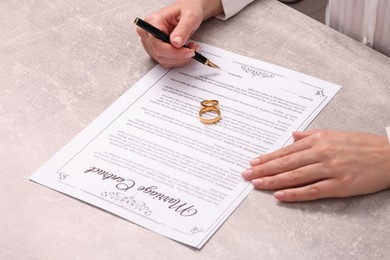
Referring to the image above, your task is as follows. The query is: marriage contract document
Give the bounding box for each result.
[30,42,341,248]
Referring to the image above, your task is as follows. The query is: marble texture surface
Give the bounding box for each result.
[1,0,390,259]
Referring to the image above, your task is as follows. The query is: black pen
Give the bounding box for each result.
[134,17,220,69]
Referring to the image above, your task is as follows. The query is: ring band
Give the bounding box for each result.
[199,106,221,124]
[201,100,219,107]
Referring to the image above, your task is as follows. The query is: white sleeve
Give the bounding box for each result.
[216,0,255,21]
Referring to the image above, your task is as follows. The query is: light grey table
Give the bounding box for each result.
[1,0,390,259]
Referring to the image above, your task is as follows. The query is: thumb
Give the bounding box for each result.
[170,14,201,48]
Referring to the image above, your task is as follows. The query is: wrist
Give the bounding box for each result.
[176,0,223,21]
[200,0,224,20]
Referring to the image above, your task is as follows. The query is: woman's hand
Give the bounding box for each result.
[136,0,223,68]
[242,130,390,202]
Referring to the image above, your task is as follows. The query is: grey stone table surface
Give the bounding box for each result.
[1,0,390,259]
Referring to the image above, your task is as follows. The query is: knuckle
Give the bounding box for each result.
[160,63,172,69]
[311,131,329,146]
[313,130,327,140]
[315,140,335,158]
[287,170,301,183]
[315,145,330,159]
[307,185,321,199]
[156,58,170,68]
[317,144,341,165]
[144,14,156,23]
[277,159,288,170]
[153,51,165,60]
[155,57,171,68]
[182,9,203,21]
[136,27,143,37]
[265,177,276,188]
[279,145,292,157]
[259,154,268,163]
[282,185,322,202]
[252,167,265,177]
[316,143,328,153]
[336,177,354,196]
[277,156,292,170]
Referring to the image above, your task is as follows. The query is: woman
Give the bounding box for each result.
[136,0,390,202]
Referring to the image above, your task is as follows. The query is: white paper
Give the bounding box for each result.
[30,42,341,248]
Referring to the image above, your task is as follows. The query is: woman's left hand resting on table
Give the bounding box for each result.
[242,129,390,202]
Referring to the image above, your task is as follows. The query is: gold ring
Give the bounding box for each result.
[201,100,219,108]
[199,106,221,124]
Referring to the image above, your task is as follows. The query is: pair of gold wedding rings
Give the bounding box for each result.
[198,100,221,124]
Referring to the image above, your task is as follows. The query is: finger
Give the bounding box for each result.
[293,129,326,141]
[151,45,194,67]
[186,42,201,52]
[244,148,320,180]
[251,163,327,190]
[136,26,147,38]
[273,179,340,202]
[170,12,202,47]
[156,56,194,68]
[143,13,173,34]
[148,40,194,60]
[292,130,316,141]
[253,136,313,167]
[138,33,194,67]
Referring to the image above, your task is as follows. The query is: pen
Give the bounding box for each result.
[134,17,220,69]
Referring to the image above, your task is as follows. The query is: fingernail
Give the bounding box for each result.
[249,158,261,166]
[252,178,263,187]
[173,36,183,46]
[274,191,285,199]
[241,169,253,179]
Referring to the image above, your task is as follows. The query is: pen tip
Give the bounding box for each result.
[206,60,220,69]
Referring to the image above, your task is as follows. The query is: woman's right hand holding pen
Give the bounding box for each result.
[136,0,223,68]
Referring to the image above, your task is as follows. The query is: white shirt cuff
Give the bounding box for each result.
[216,0,254,21]
[386,127,390,144]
